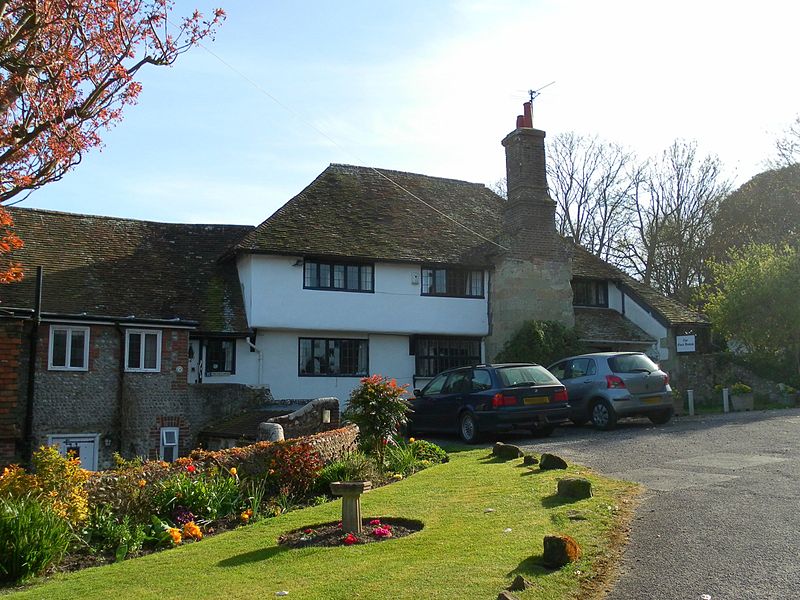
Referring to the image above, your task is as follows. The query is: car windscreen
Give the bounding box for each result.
[497,365,560,387]
[608,354,659,373]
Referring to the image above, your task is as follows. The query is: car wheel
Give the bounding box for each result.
[590,399,618,430]
[458,412,480,444]
[530,424,555,438]
[649,407,674,425]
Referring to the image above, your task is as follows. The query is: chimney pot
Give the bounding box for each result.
[522,101,533,127]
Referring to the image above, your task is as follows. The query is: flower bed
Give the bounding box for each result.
[277,517,423,549]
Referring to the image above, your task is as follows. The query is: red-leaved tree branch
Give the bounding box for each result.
[0,0,225,282]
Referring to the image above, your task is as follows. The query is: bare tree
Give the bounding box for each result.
[615,140,731,304]
[546,132,636,262]
[768,114,800,168]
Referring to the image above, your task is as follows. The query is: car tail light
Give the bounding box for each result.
[553,387,568,402]
[492,393,518,408]
[606,375,626,389]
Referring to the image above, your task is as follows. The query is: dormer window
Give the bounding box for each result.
[572,279,608,307]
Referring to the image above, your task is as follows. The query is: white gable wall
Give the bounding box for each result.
[608,282,669,360]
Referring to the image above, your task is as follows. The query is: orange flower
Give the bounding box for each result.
[229,467,237,476]
[240,509,253,522]
[168,527,182,545]
[138,479,146,487]
[182,521,203,540]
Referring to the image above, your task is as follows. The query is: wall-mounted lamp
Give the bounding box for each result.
[321,409,331,424]
[292,259,304,267]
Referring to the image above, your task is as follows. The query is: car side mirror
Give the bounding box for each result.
[413,389,423,398]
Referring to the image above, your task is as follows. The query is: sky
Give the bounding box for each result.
[19,0,800,226]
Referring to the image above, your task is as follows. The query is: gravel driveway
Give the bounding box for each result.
[440,409,800,599]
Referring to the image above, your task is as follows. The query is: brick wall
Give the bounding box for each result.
[0,317,27,465]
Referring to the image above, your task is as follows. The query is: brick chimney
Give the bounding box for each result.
[500,101,559,257]
[485,103,574,360]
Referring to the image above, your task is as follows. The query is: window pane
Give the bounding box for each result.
[318,264,331,287]
[333,264,345,288]
[52,329,67,367]
[144,333,158,369]
[360,265,373,291]
[304,262,318,287]
[127,333,141,369]
[434,269,446,294]
[223,340,234,371]
[414,337,481,377]
[346,265,359,290]
[69,331,86,368]
[421,269,433,294]
[299,338,367,376]
[299,339,312,374]
[162,429,177,445]
[469,271,483,296]
[162,445,176,462]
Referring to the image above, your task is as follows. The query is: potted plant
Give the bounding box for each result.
[729,383,754,411]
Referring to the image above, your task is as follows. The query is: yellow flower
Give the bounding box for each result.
[408,437,416,443]
[392,473,403,480]
[229,467,237,476]
[240,509,253,522]
[168,528,182,545]
[138,479,146,487]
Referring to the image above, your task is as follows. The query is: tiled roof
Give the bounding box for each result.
[0,207,253,334]
[574,307,655,344]
[571,244,708,326]
[234,164,504,266]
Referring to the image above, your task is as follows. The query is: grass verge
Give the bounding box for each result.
[4,449,639,600]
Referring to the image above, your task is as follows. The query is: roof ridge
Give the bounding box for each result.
[6,205,254,229]
[328,163,489,188]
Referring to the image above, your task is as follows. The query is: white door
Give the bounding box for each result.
[47,434,100,471]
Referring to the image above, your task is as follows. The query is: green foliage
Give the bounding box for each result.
[344,374,411,463]
[730,383,752,395]
[409,440,449,465]
[383,442,418,476]
[704,244,800,375]
[494,320,586,366]
[0,494,74,584]
[263,441,323,500]
[152,471,242,521]
[83,505,147,561]
[315,452,378,494]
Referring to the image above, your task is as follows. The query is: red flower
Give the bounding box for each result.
[343,533,358,545]
[186,464,196,474]
[304,529,314,534]
[369,519,381,526]
[337,522,343,528]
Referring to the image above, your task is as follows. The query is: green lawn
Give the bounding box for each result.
[6,449,638,600]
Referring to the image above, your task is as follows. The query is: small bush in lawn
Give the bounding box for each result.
[409,439,449,464]
[83,505,147,561]
[0,446,90,527]
[344,374,411,464]
[315,451,378,493]
[263,441,323,499]
[0,494,74,584]
[152,469,242,521]
[384,441,418,476]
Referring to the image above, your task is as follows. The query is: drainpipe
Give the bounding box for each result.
[115,323,127,458]
[246,335,263,386]
[23,266,43,463]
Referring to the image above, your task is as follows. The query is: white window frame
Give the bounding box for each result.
[125,329,162,373]
[48,326,90,371]
[160,427,179,462]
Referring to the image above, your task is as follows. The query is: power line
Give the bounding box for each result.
[194,39,509,251]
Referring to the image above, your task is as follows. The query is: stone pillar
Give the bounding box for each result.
[257,422,284,442]
[330,481,372,534]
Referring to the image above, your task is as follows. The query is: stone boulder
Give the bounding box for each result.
[497,591,519,600]
[542,534,581,568]
[556,477,592,500]
[522,454,539,466]
[257,422,284,442]
[507,575,532,592]
[539,453,568,470]
[493,442,524,460]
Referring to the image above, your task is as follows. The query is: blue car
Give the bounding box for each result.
[409,363,570,443]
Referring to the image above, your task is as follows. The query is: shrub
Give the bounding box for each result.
[344,374,411,463]
[409,440,449,465]
[0,494,74,584]
[0,446,90,528]
[152,470,242,521]
[494,320,586,367]
[731,382,752,395]
[263,441,323,499]
[83,505,147,561]
[384,441,418,476]
[315,451,378,494]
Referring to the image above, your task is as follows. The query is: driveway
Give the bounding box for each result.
[482,409,800,599]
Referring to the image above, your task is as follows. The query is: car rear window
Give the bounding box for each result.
[608,354,659,373]
[497,365,560,387]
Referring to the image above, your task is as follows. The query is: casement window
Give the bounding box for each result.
[205,339,236,376]
[572,279,608,307]
[413,336,482,377]
[160,427,179,462]
[48,326,90,371]
[420,267,484,298]
[299,338,368,377]
[303,259,374,292]
[125,329,162,372]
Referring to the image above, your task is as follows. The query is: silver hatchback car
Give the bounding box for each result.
[547,352,674,430]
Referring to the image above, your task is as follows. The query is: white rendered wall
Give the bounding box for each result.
[240,255,489,336]
[610,282,669,360]
[256,330,416,406]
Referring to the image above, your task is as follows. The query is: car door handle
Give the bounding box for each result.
[581,380,592,384]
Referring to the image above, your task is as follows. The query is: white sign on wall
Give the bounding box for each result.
[676,335,696,353]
